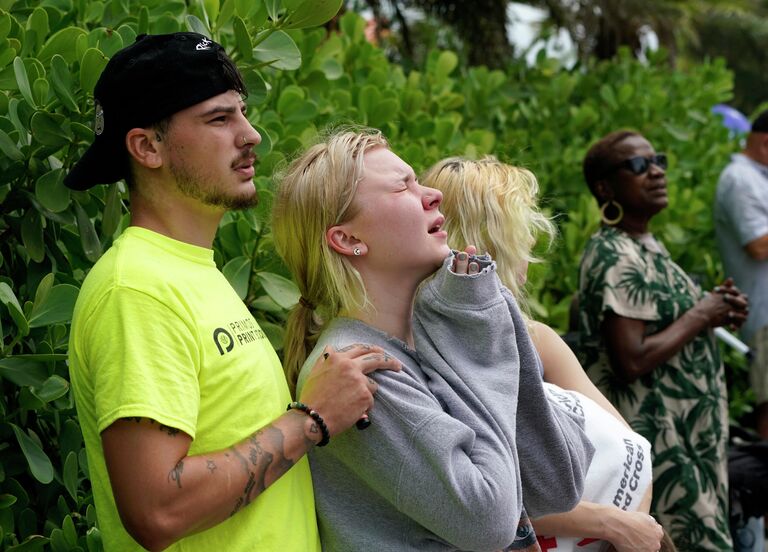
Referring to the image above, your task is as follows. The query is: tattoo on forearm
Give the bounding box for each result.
[228,426,297,517]
[168,460,184,488]
[159,424,180,437]
[206,459,217,473]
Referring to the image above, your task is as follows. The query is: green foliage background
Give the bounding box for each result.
[0,0,751,549]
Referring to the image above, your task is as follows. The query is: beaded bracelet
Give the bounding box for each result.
[287,401,330,447]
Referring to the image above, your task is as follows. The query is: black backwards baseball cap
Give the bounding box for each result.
[64,32,247,190]
[752,110,768,134]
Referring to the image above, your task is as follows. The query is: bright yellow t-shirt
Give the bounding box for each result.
[69,226,319,551]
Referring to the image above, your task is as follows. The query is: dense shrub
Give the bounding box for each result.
[0,1,748,549]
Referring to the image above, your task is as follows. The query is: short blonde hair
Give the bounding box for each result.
[421,156,555,311]
[272,128,388,392]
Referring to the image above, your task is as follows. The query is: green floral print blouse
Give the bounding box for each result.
[577,225,732,551]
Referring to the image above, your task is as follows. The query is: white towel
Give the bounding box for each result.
[535,383,653,552]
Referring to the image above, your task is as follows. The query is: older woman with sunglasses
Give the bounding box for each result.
[577,130,749,551]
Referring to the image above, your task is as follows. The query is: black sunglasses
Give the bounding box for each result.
[611,153,668,176]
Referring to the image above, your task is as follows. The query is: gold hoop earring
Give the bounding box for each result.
[600,200,623,225]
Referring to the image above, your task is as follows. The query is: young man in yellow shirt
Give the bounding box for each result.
[65,32,399,551]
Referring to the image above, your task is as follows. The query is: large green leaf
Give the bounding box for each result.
[79,48,108,95]
[433,50,458,81]
[62,514,78,546]
[96,28,124,57]
[264,0,280,22]
[0,282,29,337]
[58,419,83,463]
[242,67,268,105]
[217,0,236,28]
[0,10,10,41]
[253,124,272,159]
[32,77,49,107]
[0,127,23,161]
[38,27,87,64]
[36,169,69,213]
[86,527,102,552]
[276,84,304,114]
[203,0,220,24]
[0,494,16,509]
[26,7,49,51]
[50,53,79,112]
[256,319,285,350]
[63,451,79,502]
[74,201,103,262]
[21,209,45,263]
[0,357,47,387]
[253,31,300,70]
[185,14,210,37]
[31,374,69,403]
[50,528,67,552]
[101,183,122,237]
[28,284,79,327]
[357,84,381,121]
[31,111,71,148]
[256,271,299,308]
[0,41,15,70]
[5,535,48,552]
[282,0,342,29]
[138,5,149,34]
[13,57,36,109]
[232,16,252,60]
[222,256,251,300]
[10,425,54,484]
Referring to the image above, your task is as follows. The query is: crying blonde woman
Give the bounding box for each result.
[271,129,594,551]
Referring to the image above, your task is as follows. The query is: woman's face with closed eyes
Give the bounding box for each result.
[344,147,451,281]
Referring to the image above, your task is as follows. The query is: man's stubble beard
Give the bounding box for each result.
[170,158,259,211]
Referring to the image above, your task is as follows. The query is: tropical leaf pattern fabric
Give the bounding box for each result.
[577,226,731,551]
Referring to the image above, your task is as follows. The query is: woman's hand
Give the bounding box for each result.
[691,278,749,330]
[451,245,478,274]
[604,509,663,552]
[712,277,749,330]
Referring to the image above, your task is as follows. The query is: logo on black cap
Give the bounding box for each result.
[196,37,212,51]
[94,101,105,135]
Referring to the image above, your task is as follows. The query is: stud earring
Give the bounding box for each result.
[353,247,361,256]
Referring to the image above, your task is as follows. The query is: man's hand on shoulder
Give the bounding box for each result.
[298,344,401,436]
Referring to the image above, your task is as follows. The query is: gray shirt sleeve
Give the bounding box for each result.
[501,288,594,517]
[413,255,594,519]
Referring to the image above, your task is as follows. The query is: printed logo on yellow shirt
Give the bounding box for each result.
[213,317,267,355]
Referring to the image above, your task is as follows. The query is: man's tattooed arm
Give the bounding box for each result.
[102,411,322,550]
[228,421,319,517]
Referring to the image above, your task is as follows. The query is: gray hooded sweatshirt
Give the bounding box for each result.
[296,255,594,551]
